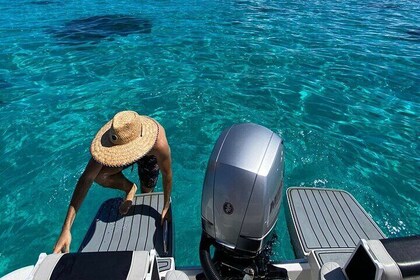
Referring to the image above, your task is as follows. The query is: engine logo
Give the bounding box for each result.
[223,202,234,215]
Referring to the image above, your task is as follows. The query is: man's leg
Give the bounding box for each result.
[95,172,137,215]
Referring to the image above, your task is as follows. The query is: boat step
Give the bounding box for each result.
[286,187,385,266]
[78,192,173,257]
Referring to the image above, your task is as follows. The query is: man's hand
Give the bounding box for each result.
[161,206,170,225]
[53,229,72,253]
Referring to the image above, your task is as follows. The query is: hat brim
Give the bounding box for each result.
[90,116,159,167]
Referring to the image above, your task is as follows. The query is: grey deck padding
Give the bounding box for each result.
[79,192,173,256]
[315,249,354,267]
[287,187,385,258]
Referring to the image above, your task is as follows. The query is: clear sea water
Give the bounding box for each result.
[0,0,419,276]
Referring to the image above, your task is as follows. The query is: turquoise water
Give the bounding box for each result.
[0,0,419,275]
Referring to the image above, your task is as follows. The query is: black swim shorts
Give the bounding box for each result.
[137,155,159,189]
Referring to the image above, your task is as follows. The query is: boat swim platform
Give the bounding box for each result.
[78,192,173,259]
[286,187,386,267]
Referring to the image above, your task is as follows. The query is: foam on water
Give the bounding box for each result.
[0,0,419,275]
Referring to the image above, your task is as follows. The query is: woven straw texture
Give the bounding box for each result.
[90,111,158,167]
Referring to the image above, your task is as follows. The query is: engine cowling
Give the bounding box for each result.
[201,123,284,256]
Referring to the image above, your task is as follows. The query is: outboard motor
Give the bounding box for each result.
[200,123,286,280]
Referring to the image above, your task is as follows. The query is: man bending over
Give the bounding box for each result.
[53,110,172,253]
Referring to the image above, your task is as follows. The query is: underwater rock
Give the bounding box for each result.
[51,14,152,45]
[29,1,57,4]
[0,79,12,89]
[367,3,402,9]
[406,29,420,37]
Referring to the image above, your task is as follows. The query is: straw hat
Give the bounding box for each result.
[90,111,159,167]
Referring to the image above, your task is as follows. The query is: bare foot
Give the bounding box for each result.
[119,184,137,215]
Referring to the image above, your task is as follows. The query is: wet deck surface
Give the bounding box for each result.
[79,192,172,257]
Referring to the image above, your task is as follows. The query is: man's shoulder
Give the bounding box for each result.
[154,136,169,151]
[150,127,169,155]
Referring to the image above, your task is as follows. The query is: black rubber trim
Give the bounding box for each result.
[51,251,132,280]
[380,235,420,278]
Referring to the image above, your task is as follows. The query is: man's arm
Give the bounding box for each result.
[53,158,102,253]
[158,147,172,221]
[155,135,172,223]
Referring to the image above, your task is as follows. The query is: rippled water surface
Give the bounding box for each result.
[0,0,419,275]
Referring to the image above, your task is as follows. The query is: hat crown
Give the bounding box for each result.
[110,111,141,145]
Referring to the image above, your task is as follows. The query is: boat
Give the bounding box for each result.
[2,123,419,280]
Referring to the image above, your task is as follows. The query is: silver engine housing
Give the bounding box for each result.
[201,123,284,255]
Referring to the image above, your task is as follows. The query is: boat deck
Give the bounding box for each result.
[287,187,385,267]
[79,192,173,257]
